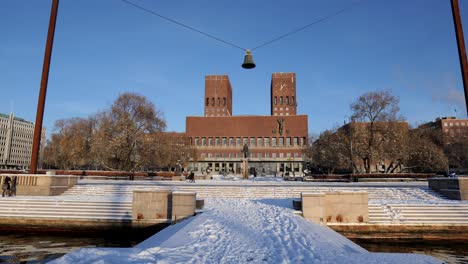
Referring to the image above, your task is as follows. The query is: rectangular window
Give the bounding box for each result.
[300,137,305,146]
[243,137,248,145]
[216,137,220,146]
[294,152,299,158]
[194,138,199,146]
[222,137,227,146]
[287,153,291,158]
[250,137,255,146]
[279,137,284,146]
[202,138,206,146]
[201,153,206,158]
[272,153,277,158]
[293,137,298,146]
[229,137,234,146]
[237,137,241,146]
[208,153,213,158]
[272,138,277,147]
[279,153,284,158]
[257,137,263,147]
[265,138,270,147]
[209,138,213,146]
[286,96,289,105]
[257,153,262,158]
[265,153,270,158]
[286,137,291,146]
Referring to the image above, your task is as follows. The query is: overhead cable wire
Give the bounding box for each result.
[120,0,247,51]
[120,0,365,52]
[251,0,365,51]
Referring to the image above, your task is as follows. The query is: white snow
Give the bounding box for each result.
[50,198,442,264]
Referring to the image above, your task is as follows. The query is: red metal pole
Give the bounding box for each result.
[451,0,468,116]
[30,0,59,174]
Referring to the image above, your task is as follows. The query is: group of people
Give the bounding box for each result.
[2,176,17,197]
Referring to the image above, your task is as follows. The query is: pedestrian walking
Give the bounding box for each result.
[189,171,195,183]
[10,176,17,197]
[2,176,11,197]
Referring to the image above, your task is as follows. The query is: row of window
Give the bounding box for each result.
[273,96,295,106]
[200,152,302,158]
[192,137,306,147]
[206,97,227,107]
[444,122,467,127]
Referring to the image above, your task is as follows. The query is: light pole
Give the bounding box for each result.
[30,0,59,174]
[451,0,468,116]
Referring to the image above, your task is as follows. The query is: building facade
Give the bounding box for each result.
[186,73,308,175]
[422,117,468,144]
[0,113,46,170]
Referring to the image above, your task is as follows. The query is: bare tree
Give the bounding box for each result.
[91,93,166,171]
[311,128,351,174]
[350,90,404,173]
[43,118,94,169]
[407,126,448,172]
[445,136,468,170]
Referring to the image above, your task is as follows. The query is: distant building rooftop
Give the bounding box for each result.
[0,113,34,124]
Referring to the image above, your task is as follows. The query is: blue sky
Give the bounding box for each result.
[1,0,467,137]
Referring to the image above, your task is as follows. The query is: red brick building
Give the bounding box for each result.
[186,73,308,175]
[422,117,468,145]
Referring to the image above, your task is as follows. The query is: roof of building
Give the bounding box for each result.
[0,113,34,124]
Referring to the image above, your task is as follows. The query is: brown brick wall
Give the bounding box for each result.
[186,115,307,137]
[271,72,297,116]
[204,75,232,117]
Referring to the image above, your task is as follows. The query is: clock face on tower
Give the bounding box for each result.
[278,81,287,92]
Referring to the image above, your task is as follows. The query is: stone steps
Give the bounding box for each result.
[0,198,132,220]
[55,183,468,224]
[62,185,446,201]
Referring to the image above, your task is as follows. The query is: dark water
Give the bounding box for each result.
[0,231,154,263]
[352,240,468,264]
[0,232,467,264]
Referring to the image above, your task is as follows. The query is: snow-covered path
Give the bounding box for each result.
[50,199,442,264]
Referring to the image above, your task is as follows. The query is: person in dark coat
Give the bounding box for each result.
[189,171,195,183]
[10,176,17,197]
[2,176,11,197]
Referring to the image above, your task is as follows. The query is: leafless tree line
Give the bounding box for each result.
[304,90,468,174]
[42,93,195,171]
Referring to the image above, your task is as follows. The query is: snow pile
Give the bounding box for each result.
[50,199,442,264]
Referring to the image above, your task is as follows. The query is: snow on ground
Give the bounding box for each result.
[50,198,442,264]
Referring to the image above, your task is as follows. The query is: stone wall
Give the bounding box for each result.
[0,174,78,196]
[172,191,196,223]
[428,177,468,200]
[132,189,197,225]
[302,191,368,224]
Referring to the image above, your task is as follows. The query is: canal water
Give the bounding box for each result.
[352,240,468,264]
[0,231,154,263]
[0,232,466,263]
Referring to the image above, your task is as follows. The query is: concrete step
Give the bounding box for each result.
[0,214,132,220]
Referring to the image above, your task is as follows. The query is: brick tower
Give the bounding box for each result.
[204,75,233,117]
[271,72,297,116]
